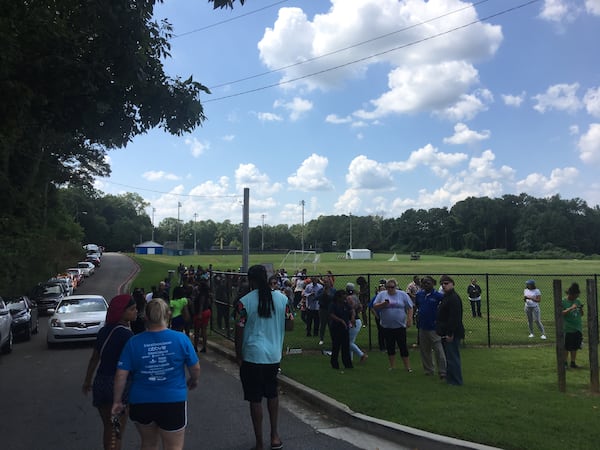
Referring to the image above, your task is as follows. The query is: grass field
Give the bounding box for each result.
[130,252,600,450]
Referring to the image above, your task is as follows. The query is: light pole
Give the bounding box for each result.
[193,213,197,254]
[151,207,155,241]
[349,212,353,249]
[300,200,305,252]
[177,201,181,247]
[261,214,266,251]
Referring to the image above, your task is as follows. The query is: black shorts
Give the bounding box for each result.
[129,402,187,431]
[565,331,583,351]
[240,361,280,402]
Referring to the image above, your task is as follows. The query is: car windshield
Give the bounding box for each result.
[43,285,63,295]
[6,299,26,312]
[57,298,106,314]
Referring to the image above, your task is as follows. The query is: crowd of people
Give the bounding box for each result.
[81,262,585,449]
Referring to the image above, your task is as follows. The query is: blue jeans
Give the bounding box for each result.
[442,337,463,385]
[348,319,364,359]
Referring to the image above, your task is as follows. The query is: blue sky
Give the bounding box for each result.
[97,0,600,228]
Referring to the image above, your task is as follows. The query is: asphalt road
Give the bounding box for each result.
[0,253,403,450]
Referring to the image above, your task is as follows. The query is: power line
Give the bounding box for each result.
[173,0,289,38]
[203,0,542,103]
[104,180,242,199]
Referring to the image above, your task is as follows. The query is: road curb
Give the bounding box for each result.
[206,340,500,450]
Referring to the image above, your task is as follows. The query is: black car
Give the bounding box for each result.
[31,282,66,315]
[5,296,39,340]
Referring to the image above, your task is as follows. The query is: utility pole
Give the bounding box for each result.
[261,213,266,251]
[242,188,249,273]
[300,200,305,252]
[193,213,197,254]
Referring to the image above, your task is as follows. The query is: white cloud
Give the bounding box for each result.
[334,188,363,215]
[185,137,210,158]
[539,0,575,23]
[325,114,353,124]
[235,163,283,196]
[587,0,600,15]
[346,155,395,189]
[389,143,468,176]
[142,171,181,182]
[502,92,526,107]
[578,123,600,164]
[570,125,580,135]
[274,97,313,121]
[584,87,600,118]
[516,167,579,194]
[222,135,235,142]
[533,83,582,113]
[443,123,491,145]
[435,89,493,121]
[258,0,502,118]
[257,112,283,122]
[287,153,334,191]
[355,61,480,119]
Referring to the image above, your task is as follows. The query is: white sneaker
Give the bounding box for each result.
[541,335,547,340]
[528,333,534,338]
[318,340,324,345]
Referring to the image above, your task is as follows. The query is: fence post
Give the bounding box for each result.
[586,278,599,393]
[485,273,491,348]
[553,279,566,392]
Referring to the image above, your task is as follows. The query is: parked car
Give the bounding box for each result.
[0,297,14,354]
[47,295,108,348]
[66,268,84,286]
[48,276,74,296]
[5,295,38,340]
[85,255,101,267]
[31,282,66,315]
[77,261,95,277]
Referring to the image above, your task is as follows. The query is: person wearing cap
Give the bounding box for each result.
[524,279,546,339]
[82,294,137,450]
[437,275,465,385]
[373,278,414,372]
[234,264,288,450]
[112,298,200,450]
[561,282,584,368]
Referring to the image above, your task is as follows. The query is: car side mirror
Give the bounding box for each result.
[47,308,55,314]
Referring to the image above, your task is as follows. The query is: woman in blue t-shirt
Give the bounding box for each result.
[112,299,200,450]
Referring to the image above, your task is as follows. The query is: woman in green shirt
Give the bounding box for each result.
[170,286,190,332]
[561,283,584,368]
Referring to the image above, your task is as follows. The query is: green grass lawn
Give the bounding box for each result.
[130,253,600,450]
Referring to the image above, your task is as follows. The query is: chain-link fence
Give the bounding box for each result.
[206,270,599,348]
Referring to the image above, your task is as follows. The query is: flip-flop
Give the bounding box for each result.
[271,441,283,450]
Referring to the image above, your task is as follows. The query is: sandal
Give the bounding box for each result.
[271,441,284,450]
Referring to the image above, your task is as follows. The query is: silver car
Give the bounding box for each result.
[46,295,107,348]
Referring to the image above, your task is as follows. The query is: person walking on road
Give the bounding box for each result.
[111,299,200,450]
[235,265,288,450]
[82,294,137,450]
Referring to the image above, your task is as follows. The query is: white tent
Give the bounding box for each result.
[345,249,372,260]
[387,253,398,261]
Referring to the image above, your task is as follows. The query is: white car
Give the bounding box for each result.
[77,261,95,277]
[46,295,107,348]
[0,297,13,354]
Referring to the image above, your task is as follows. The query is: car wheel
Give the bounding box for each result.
[1,330,13,354]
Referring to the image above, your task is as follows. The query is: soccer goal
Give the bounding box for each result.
[279,250,318,270]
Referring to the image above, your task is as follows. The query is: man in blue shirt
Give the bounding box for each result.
[415,276,447,379]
